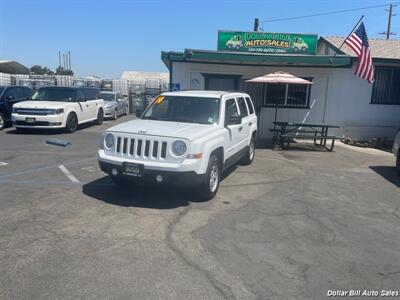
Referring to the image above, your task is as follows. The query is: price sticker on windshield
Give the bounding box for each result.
[154,96,165,105]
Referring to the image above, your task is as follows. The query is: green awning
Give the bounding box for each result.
[162,49,352,69]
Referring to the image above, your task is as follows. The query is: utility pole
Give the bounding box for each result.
[253,18,259,32]
[68,51,72,71]
[379,3,397,39]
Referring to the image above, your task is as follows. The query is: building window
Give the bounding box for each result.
[263,77,313,108]
[241,77,313,112]
[371,67,400,105]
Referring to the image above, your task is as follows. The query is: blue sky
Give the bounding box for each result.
[0,0,398,78]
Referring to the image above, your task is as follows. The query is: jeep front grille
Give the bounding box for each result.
[115,136,168,160]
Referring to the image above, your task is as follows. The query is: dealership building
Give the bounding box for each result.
[162,31,400,141]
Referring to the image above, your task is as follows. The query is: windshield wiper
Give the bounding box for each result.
[141,116,160,120]
[164,117,196,123]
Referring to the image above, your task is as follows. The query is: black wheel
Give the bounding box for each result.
[0,113,4,130]
[96,109,104,125]
[196,155,221,200]
[241,135,255,165]
[396,153,400,177]
[65,113,78,133]
[113,109,118,120]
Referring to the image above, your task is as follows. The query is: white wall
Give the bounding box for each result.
[171,61,400,140]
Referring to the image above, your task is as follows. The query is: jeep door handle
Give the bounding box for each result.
[86,104,89,107]
[249,122,252,126]
[238,126,243,131]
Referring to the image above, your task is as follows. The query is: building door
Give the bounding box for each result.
[203,74,242,91]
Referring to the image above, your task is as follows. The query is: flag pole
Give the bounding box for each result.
[332,15,364,58]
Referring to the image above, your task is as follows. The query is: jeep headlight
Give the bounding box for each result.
[104,133,115,149]
[172,140,187,156]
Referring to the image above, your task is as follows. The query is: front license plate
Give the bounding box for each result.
[123,163,143,177]
[26,117,35,123]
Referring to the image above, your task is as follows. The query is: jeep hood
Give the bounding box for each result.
[108,119,218,141]
[13,101,67,109]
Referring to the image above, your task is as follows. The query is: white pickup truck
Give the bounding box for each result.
[12,86,104,133]
[98,90,257,199]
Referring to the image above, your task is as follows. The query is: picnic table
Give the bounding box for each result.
[271,121,340,151]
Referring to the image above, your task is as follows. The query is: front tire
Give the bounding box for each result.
[113,109,118,120]
[0,113,5,130]
[65,113,78,133]
[125,105,129,115]
[241,136,255,165]
[197,155,221,200]
[96,108,104,125]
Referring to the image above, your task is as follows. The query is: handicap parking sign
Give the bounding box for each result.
[170,83,180,91]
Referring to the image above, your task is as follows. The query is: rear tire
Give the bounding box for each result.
[0,113,5,130]
[65,113,78,133]
[196,155,221,200]
[240,136,255,165]
[96,109,104,125]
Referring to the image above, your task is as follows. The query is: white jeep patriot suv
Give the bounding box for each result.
[98,91,257,199]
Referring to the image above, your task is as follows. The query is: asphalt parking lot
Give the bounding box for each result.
[0,115,399,300]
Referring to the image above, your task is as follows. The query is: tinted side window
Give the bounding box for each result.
[225,98,239,120]
[76,90,85,101]
[15,88,25,99]
[245,97,254,114]
[84,88,99,100]
[16,87,30,99]
[3,88,18,99]
[24,88,32,99]
[237,97,249,117]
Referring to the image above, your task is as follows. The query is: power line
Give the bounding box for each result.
[261,2,400,24]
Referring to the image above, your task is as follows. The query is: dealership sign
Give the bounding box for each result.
[217,31,318,55]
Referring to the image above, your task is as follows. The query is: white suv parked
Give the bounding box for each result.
[12,86,105,133]
[98,90,257,199]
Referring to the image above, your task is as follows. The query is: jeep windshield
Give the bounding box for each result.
[31,88,75,102]
[142,96,220,125]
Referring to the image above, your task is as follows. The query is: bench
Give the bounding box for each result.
[280,134,337,151]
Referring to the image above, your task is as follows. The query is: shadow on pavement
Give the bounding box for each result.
[370,166,400,188]
[82,176,208,209]
[5,122,96,135]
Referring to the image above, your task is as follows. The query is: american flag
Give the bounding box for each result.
[344,22,374,83]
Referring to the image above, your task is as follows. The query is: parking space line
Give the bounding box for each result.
[0,157,94,180]
[0,162,8,166]
[58,165,80,183]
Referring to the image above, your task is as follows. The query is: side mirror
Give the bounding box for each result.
[226,114,242,126]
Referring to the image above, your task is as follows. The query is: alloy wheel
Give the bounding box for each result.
[249,139,255,160]
[209,163,219,193]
